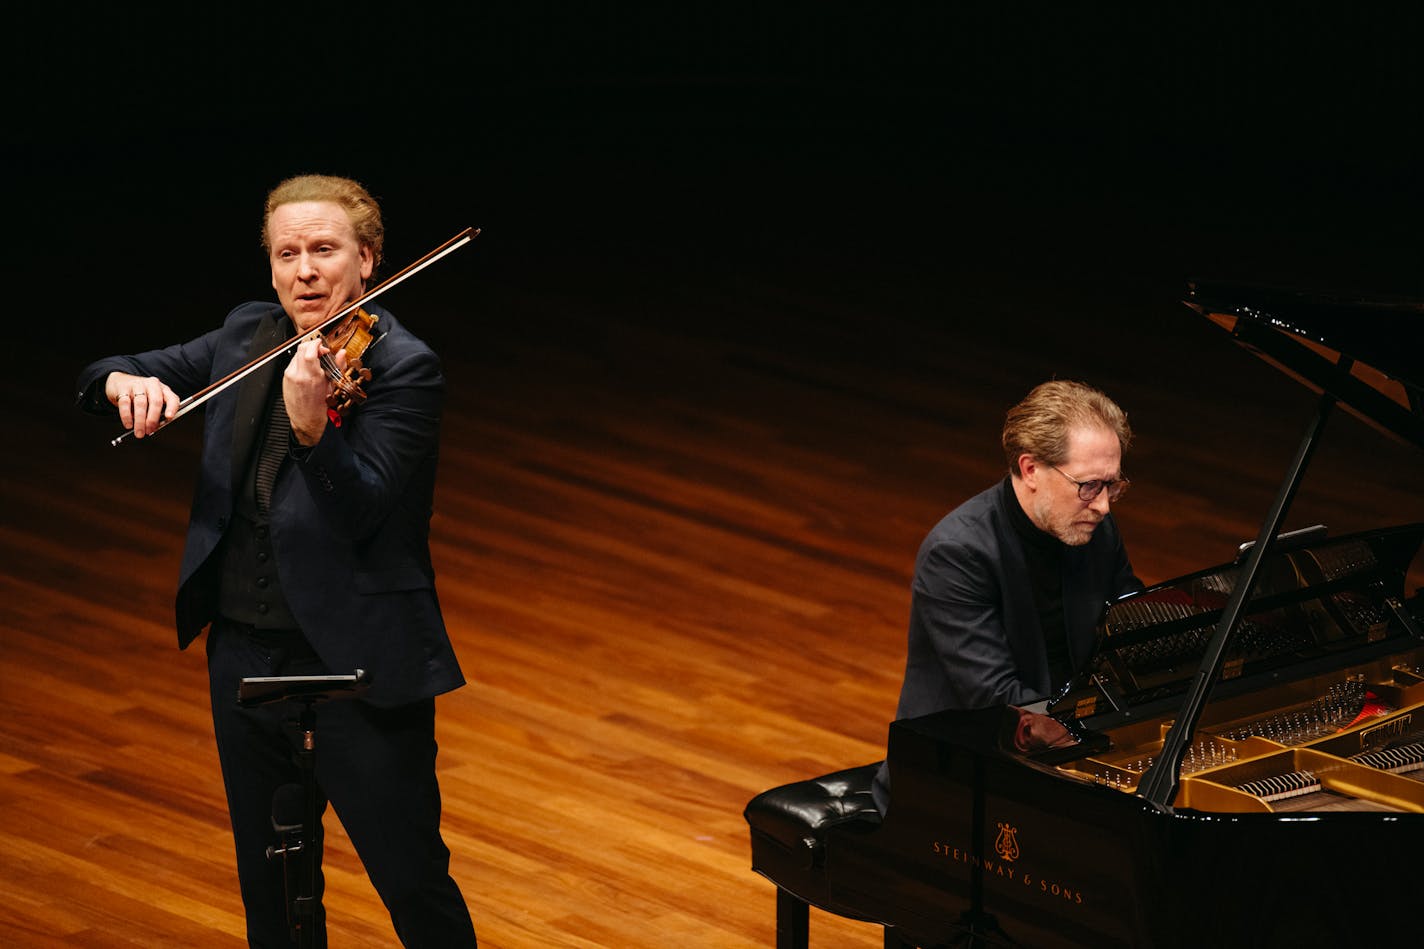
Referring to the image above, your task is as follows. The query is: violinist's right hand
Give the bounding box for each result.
[104,372,180,439]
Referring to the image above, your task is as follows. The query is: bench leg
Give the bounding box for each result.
[775,887,810,949]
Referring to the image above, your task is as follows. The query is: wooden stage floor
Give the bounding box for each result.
[3,231,1422,947]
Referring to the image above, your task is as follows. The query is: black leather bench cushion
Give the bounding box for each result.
[744,762,882,864]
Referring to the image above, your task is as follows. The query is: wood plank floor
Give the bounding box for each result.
[4,230,1422,948]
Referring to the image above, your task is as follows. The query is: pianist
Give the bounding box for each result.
[873,380,1142,812]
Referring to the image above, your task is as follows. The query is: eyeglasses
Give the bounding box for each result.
[1051,466,1130,503]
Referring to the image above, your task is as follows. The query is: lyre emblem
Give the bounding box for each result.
[994,821,1021,862]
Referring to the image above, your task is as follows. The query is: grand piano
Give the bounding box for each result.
[812,284,1424,947]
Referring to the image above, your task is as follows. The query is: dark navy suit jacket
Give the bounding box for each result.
[78,301,465,707]
[874,479,1140,810]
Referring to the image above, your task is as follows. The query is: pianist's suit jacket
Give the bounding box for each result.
[889,478,1140,719]
[873,480,1139,811]
[77,301,465,708]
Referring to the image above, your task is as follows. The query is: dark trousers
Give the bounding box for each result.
[206,619,477,948]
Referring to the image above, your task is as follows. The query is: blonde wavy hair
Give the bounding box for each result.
[1002,380,1131,475]
[261,174,384,269]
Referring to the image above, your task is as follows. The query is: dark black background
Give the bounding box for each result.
[10,6,1423,396]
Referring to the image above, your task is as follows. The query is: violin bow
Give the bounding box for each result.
[111,227,479,446]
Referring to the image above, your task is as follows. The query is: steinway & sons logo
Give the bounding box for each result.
[931,818,1085,906]
[994,821,1020,861]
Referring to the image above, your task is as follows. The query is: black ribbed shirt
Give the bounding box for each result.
[218,351,301,631]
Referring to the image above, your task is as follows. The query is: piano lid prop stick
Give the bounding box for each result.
[1138,391,1337,811]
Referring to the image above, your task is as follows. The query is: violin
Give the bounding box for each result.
[111,228,479,446]
[319,306,380,426]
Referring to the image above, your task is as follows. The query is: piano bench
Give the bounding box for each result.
[745,762,908,949]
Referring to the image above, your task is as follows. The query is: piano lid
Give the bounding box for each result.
[1184,280,1424,448]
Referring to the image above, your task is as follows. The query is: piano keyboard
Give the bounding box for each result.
[1350,741,1424,778]
[1233,770,1321,802]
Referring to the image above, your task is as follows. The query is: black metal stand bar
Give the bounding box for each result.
[238,670,368,949]
[292,702,318,949]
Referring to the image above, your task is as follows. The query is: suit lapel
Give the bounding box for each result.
[231,312,292,490]
[993,496,1048,693]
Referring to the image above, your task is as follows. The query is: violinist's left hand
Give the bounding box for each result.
[284,335,345,446]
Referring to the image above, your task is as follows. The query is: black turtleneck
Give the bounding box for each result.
[1001,476,1073,689]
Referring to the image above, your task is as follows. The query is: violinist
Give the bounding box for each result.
[76,175,477,947]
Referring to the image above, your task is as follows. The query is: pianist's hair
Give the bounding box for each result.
[261,174,385,269]
[1002,380,1132,476]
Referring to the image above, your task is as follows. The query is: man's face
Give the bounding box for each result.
[1026,425,1122,546]
[1012,707,1077,752]
[267,201,374,333]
